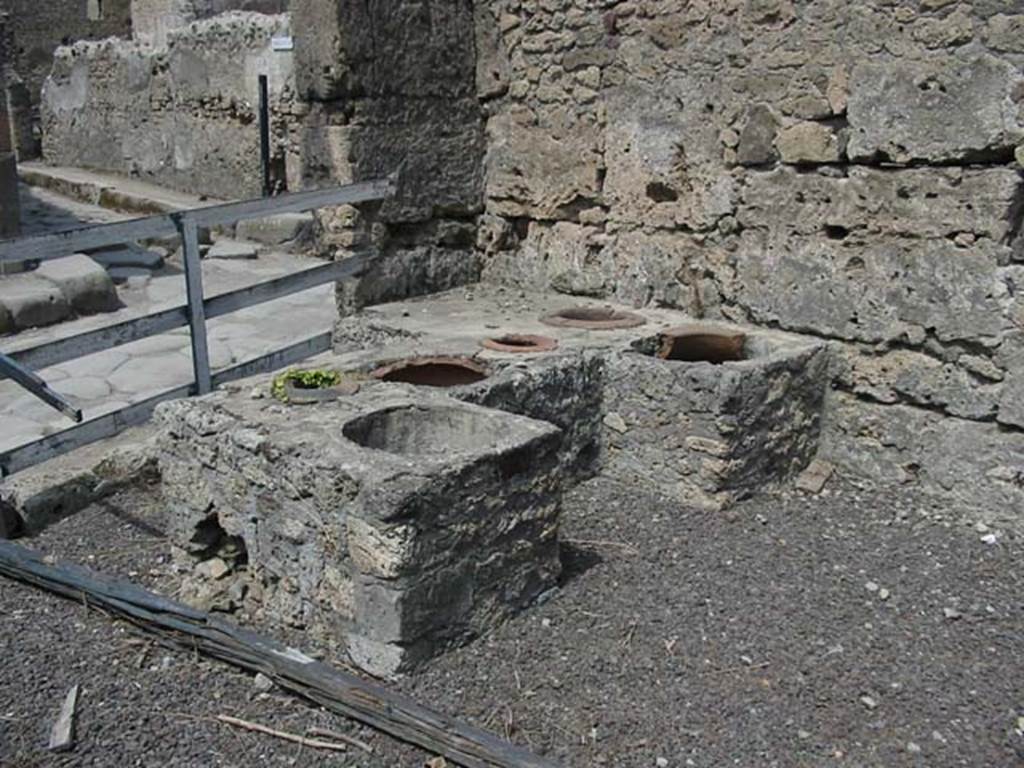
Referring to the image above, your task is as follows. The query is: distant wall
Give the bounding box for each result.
[41,11,296,199]
[130,0,287,46]
[5,0,132,156]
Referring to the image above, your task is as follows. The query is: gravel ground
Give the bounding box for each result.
[2,473,1023,767]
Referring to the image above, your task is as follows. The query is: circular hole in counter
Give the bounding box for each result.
[480,334,559,353]
[371,356,489,387]
[655,325,747,364]
[541,306,646,330]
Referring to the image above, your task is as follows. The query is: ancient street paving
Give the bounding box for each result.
[1,185,334,453]
[2,474,1022,767]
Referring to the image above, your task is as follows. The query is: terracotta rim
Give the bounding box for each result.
[540,306,646,330]
[656,324,747,363]
[480,334,559,353]
[371,355,489,387]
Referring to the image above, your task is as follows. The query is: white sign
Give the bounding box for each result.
[271,36,294,52]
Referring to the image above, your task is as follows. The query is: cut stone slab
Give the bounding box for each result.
[206,240,259,260]
[87,244,165,270]
[847,55,1024,163]
[0,273,70,330]
[35,253,120,314]
[235,213,314,247]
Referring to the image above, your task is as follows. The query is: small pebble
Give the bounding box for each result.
[906,741,921,754]
[656,758,669,768]
[541,618,552,628]
[981,533,998,545]
[860,695,878,710]
[254,672,274,692]
[943,607,962,620]
[865,581,879,593]
[879,588,891,601]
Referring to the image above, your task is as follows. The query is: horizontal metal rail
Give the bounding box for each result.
[0,177,394,264]
[0,332,332,476]
[1,253,369,379]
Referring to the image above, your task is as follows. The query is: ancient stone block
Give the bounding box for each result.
[775,121,841,164]
[731,230,1009,345]
[822,392,1024,525]
[34,253,121,314]
[601,324,829,510]
[156,389,563,678]
[737,104,780,166]
[847,55,1024,163]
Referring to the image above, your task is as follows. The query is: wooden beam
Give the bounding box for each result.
[0,539,560,768]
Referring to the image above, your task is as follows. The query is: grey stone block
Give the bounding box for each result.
[155,388,564,678]
[847,55,1024,163]
[36,253,121,314]
[601,324,829,510]
[0,273,70,330]
[206,240,259,260]
[235,213,314,248]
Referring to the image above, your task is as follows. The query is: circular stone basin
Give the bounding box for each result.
[343,405,503,456]
[541,306,646,330]
[480,333,559,353]
[371,356,489,387]
[656,325,747,364]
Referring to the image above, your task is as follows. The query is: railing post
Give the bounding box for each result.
[177,214,212,395]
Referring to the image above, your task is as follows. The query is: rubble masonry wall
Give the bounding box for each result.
[473,0,1024,509]
[40,11,298,200]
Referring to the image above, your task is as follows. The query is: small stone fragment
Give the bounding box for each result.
[860,694,878,709]
[656,758,669,768]
[253,672,274,692]
[865,581,879,593]
[906,742,922,754]
[796,459,834,494]
[943,607,962,620]
[603,412,628,434]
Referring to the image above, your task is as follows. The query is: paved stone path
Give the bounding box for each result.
[0,185,335,454]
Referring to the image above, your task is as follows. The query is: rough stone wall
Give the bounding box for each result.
[131,0,288,46]
[5,0,132,156]
[41,11,298,199]
[291,0,485,309]
[473,1,1024,506]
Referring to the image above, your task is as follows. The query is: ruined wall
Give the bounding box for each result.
[473,0,1024,507]
[5,0,132,156]
[41,11,297,199]
[131,0,288,46]
[292,0,485,310]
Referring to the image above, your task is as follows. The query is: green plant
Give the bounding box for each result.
[270,368,343,403]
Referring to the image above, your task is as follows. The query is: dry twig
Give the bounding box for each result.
[216,714,349,752]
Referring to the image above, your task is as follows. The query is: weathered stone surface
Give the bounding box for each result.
[822,392,1024,524]
[42,12,294,199]
[602,324,829,510]
[156,387,563,678]
[737,104,780,166]
[35,253,120,314]
[234,212,313,247]
[206,240,258,260]
[847,55,1024,163]
[0,272,70,330]
[775,121,841,164]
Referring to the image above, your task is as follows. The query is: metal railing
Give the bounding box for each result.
[0,177,396,476]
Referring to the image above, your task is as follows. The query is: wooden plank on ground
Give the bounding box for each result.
[0,539,560,768]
